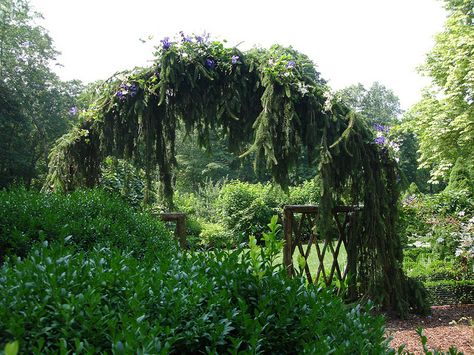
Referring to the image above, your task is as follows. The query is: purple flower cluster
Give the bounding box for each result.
[205,58,216,70]
[374,136,386,145]
[161,37,173,50]
[195,32,210,44]
[129,83,138,97]
[373,124,390,134]
[373,124,392,146]
[286,60,296,69]
[116,82,139,101]
[231,55,239,64]
[69,106,78,115]
[179,31,192,43]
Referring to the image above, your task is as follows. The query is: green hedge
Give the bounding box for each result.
[0,243,391,354]
[0,188,174,262]
[424,280,474,305]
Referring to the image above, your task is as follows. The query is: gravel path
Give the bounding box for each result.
[386,304,473,354]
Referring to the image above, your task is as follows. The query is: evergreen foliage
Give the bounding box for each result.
[45,33,421,316]
[445,157,473,195]
[0,241,391,354]
[0,83,32,186]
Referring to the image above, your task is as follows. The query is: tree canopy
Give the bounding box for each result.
[0,0,82,187]
[405,0,474,183]
[337,82,402,126]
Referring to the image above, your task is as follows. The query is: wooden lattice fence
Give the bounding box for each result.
[283,205,360,296]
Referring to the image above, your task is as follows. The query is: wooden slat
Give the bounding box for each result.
[283,208,293,277]
[283,205,361,213]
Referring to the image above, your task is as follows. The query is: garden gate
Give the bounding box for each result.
[283,205,360,296]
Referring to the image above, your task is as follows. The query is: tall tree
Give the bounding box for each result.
[0,0,82,187]
[405,0,474,183]
[337,82,401,126]
[0,82,31,185]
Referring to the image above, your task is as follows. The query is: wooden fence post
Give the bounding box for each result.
[176,214,186,249]
[160,213,187,249]
[283,207,293,277]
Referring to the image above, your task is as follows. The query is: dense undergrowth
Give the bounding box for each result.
[0,188,468,353]
[399,186,474,304]
[0,242,391,354]
[0,189,174,263]
[171,179,321,248]
[0,189,394,353]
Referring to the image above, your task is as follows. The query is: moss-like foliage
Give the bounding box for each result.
[44,33,424,316]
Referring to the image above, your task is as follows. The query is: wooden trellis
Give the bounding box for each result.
[283,205,360,294]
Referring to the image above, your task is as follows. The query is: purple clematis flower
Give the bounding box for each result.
[206,58,216,70]
[129,83,138,98]
[231,55,239,64]
[286,60,296,69]
[179,31,192,43]
[373,123,390,134]
[374,136,386,145]
[195,32,210,44]
[161,37,172,50]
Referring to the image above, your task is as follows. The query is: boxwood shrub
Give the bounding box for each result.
[0,243,391,354]
[0,188,174,262]
[424,280,474,305]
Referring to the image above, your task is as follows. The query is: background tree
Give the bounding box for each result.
[173,127,317,192]
[336,82,429,190]
[0,0,82,187]
[337,81,402,126]
[392,126,432,192]
[0,82,31,186]
[404,0,474,184]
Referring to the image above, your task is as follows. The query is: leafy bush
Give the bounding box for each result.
[0,242,391,354]
[175,178,323,247]
[404,257,462,282]
[198,222,235,249]
[216,181,285,241]
[444,157,473,196]
[400,190,474,275]
[288,178,321,205]
[100,157,146,207]
[0,188,174,262]
[404,277,431,316]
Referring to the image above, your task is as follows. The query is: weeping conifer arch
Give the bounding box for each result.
[45,36,426,316]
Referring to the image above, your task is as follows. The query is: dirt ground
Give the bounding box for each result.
[386,304,473,354]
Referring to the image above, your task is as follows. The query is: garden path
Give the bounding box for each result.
[386,304,473,354]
